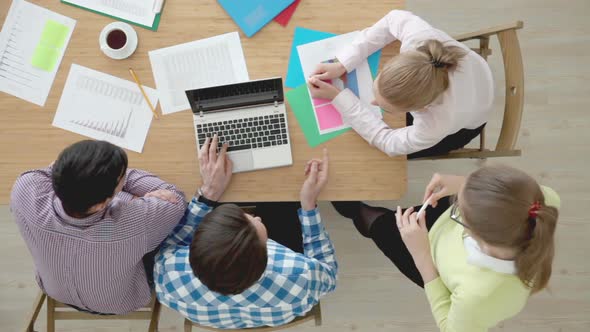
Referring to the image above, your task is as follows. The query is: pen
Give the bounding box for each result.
[129,68,159,119]
[416,195,432,219]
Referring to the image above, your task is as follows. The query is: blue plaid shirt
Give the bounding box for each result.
[154,198,338,329]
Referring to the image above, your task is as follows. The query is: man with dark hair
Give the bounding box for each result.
[10,140,187,314]
[155,135,338,329]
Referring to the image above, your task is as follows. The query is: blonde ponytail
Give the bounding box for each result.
[378,39,466,110]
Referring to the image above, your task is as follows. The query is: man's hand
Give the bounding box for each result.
[308,77,342,101]
[300,148,329,211]
[198,134,233,201]
[144,189,178,203]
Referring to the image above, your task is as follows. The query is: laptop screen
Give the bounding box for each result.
[186,78,284,114]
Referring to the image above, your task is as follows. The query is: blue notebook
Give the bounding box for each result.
[218,0,295,37]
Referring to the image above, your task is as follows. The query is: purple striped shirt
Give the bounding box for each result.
[10,167,187,314]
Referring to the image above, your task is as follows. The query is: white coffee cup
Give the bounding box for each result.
[99,22,138,60]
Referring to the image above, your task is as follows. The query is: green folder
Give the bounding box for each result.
[60,0,163,31]
[286,84,351,148]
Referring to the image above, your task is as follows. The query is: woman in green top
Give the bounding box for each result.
[336,164,559,331]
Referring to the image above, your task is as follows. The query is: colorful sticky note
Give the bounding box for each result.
[285,27,382,88]
[31,45,60,72]
[274,0,302,27]
[286,84,350,147]
[40,20,70,48]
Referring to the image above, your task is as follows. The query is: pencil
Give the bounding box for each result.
[129,68,159,119]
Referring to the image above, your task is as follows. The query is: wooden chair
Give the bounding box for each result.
[23,290,162,332]
[183,302,322,332]
[414,21,525,160]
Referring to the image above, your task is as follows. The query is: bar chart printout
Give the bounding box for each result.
[52,64,158,153]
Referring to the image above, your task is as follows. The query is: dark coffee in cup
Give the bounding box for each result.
[106,29,127,50]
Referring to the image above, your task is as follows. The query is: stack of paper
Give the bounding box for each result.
[0,0,76,106]
[148,32,249,115]
[61,0,162,31]
[53,64,158,153]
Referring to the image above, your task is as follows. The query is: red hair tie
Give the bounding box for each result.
[528,201,541,219]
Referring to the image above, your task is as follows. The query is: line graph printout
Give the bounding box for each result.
[0,0,76,106]
[53,64,158,153]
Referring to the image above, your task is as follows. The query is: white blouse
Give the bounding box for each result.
[333,10,494,156]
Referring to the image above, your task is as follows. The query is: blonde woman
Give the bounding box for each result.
[337,165,559,331]
[308,10,493,158]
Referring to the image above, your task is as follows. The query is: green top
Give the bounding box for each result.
[425,186,560,332]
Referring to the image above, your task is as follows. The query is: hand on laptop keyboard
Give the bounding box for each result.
[196,114,288,152]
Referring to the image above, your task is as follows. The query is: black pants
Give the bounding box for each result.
[368,197,451,288]
[232,201,304,254]
[406,113,485,159]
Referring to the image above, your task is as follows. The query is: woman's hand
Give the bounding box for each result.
[312,62,347,81]
[423,173,466,207]
[397,206,439,283]
[308,77,341,101]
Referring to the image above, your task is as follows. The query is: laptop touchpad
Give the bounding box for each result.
[230,151,254,173]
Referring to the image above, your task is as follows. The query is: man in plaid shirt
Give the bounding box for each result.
[154,135,338,329]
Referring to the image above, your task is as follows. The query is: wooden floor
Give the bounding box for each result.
[1,0,589,331]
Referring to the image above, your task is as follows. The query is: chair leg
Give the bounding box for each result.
[314,304,322,326]
[184,318,193,332]
[148,300,162,332]
[46,297,55,332]
[23,291,46,332]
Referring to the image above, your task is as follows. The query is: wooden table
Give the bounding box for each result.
[0,0,406,203]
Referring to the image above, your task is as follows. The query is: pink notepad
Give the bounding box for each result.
[315,104,344,130]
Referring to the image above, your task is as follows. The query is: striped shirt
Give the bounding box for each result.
[155,199,338,329]
[10,167,187,314]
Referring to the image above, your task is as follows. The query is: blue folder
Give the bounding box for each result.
[218,0,295,38]
[285,27,382,88]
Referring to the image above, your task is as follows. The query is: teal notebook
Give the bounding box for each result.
[60,0,162,31]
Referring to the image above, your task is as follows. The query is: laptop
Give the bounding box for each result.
[186,77,293,173]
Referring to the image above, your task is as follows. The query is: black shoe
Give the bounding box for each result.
[331,201,362,220]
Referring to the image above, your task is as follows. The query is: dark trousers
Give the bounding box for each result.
[233,201,304,254]
[368,197,451,288]
[406,113,485,159]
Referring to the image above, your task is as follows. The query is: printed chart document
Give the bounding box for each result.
[0,0,76,106]
[62,0,156,28]
[297,31,381,134]
[53,64,158,153]
[149,32,249,115]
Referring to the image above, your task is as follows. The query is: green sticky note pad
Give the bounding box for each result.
[40,20,70,48]
[31,44,60,72]
[286,84,350,147]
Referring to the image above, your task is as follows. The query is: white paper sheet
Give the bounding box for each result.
[149,32,249,115]
[297,31,381,134]
[53,64,158,153]
[62,0,156,28]
[0,0,76,106]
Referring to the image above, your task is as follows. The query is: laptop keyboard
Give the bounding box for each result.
[196,114,288,152]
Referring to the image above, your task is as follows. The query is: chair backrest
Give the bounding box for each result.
[183,303,322,332]
[455,21,525,152]
[23,291,161,332]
